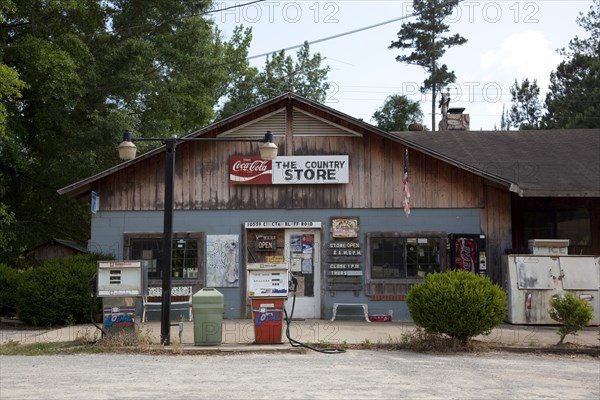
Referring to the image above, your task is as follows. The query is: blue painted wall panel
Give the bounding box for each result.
[90,208,480,320]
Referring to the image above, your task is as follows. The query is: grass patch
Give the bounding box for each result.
[0,326,162,356]
[318,328,494,353]
[395,327,491,353]
[0,340,93,356]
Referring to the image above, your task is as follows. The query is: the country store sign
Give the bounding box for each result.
[230,155,349,185]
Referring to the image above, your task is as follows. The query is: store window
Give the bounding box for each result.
[367,233,444,280]
[522,208,591,246]
[125,233,203,280]
[129,238,161,278]
[173,239,198,278]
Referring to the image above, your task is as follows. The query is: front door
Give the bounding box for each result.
[284,229,321,319]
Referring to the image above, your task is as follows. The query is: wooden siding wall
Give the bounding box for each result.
[96,132,484,212]
[480,185,512,284]
[28,245,82,265]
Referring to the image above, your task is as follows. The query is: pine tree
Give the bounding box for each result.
[499,104,510,131]
[544,1,600,128]
[389,0,467,131]
[509,79,542,130]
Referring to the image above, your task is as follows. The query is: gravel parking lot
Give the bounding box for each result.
[2,350,598,399]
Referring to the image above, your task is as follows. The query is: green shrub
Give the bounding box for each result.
[0,263,22,317]
[406,270,507,342]
[16,254,106,326]
[548,292,594,345]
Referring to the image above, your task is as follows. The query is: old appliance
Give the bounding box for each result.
[503,240,599,325]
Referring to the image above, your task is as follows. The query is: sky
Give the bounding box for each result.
[210,0,591,130]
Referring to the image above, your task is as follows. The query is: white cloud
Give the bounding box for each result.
[453,30,564,129]
[479,30,562,91]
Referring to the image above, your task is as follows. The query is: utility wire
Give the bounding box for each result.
[246,0,467,60]
[202,0,267,15]
[247,13,417,60]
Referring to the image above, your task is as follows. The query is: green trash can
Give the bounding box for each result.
[192,288,224,346]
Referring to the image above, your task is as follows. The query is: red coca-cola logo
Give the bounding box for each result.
[232,159,269,172]
[230,156,272,184]
[455,238,476,273]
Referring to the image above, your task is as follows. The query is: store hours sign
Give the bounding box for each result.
[230,155,349,185]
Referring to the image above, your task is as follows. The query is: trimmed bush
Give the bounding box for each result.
[16,254,105,326]
[0,263,22,317]
[407,270,507,342]
[548,292,594,345]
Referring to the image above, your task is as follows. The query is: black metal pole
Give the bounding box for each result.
[160,138,176,345]
[121,131,276,345]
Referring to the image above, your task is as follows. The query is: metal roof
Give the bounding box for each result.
[390,129,600,197]
[26,238,89,254]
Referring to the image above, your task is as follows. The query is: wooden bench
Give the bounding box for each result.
[142,286,193,323]
[330,303,370,322]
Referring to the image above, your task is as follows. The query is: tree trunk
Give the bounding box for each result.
[431,25,437,132]
[431,84,436,132]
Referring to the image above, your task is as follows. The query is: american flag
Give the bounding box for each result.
[403,148,411,217]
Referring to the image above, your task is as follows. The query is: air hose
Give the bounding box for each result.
[283,277,345,354]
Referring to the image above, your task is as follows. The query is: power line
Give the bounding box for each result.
[246,0,469,60]
[202,0,267,16]
[247,13,417,60]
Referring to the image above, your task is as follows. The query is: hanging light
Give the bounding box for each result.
[118,131,137,160]
[259,131,278,161]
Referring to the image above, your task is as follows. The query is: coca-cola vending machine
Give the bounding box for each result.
[447,234,487,276]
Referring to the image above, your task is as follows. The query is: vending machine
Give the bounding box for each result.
[97,260,144,335]
[247,262,289,343]
[447,234,487,276]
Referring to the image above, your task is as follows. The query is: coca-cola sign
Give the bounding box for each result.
[230,155,349,185]
[230,157,272,184]
[455,238,477,273]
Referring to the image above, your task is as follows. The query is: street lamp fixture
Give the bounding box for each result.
[118,130,277,345]
[118,130,278,161]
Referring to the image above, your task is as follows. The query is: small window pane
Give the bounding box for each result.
[556,209,591,246]
[371,237,405,279]
[370,235,442,280]
[129,238,199,279]
[130,239,161,278]
[173,239,198,278]
[523,211,554,240]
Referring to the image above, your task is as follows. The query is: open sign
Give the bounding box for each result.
[255,235,277,251]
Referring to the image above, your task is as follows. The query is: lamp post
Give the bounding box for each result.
[118,131,277,345]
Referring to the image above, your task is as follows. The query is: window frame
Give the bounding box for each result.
[123,232,205,286]
[365,231,448,288]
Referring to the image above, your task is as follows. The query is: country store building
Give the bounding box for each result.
[58,93,600,321]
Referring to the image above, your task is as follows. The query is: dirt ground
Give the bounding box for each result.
[2,350,599,399]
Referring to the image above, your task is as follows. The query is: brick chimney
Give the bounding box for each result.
[439,108,470,131]
[438,91,470,131]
